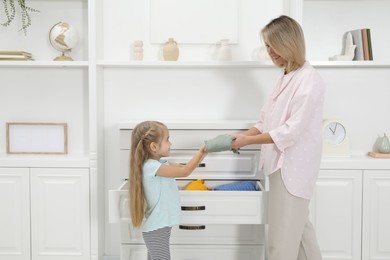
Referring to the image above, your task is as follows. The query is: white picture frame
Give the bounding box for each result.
[6,122,68,154]
[149,0,239,44]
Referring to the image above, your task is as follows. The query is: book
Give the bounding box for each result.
[361,29,369,60]
[350,29,364,60]
[0,51,32,57]
[367,28,373,60]
[0,54,31,59]
[0,50,33,61]
[350,28,373,61]
[0,57,33,61]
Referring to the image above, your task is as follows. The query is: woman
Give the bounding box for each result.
[231,15,325,260]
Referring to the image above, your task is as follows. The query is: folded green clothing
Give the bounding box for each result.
[204,134,239,154]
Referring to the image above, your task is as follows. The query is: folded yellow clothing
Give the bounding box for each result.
[184,179,211,191]
[204,134,239,154]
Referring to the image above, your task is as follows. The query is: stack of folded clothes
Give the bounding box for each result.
[213,181,258,191]
[184,179,211,190]
[184,179,258,191]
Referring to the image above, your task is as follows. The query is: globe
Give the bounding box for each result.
[49,22,78,61]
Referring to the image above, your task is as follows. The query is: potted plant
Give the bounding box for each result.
[1,0,39,35]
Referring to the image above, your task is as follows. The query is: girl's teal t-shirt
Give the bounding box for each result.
[141,159,181,232]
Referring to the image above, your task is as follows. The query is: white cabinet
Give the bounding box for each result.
[110,121,267,260]
[313,162,390,260]
[0,167,90,260]
[310,170,363,260]
[0,168,30,260]
[362,170,390,260]
[30,168,90,260]
[0,0,100,258]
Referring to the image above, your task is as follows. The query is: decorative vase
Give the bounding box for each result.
[133,40,143,61]
[163,38,179,61]
[215,39,232,61]
[378,133,390,153]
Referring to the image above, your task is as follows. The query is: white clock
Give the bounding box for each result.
[322,119,350,157]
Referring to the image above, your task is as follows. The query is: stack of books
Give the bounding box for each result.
[350,28,373,61]
[0,51,33,61]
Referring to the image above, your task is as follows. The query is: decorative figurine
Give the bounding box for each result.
[329,32,356,61]
[378,133,390,153]
[133,40,143,61]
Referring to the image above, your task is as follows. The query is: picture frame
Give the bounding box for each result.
[6,122,68,154]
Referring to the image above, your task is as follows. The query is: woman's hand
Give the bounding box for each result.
[231,134,250,149]
[232,132,273,149]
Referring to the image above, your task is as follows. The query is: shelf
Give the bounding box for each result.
[2,60,387,69]
[311,61,390,68]
[97,60,390,69]
[97,60,275,68]
[0,61,89,68]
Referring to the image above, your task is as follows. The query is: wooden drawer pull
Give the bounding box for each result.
[179,225,206,230]
[181,206,206,211]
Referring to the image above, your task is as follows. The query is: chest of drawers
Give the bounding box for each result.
[109,121,268,260]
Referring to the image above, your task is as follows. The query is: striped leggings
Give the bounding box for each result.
[142,226,172,260]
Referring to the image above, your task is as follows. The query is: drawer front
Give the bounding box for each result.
[120,223,265,244]
[120,129,261,150]
[120,150,261,180]
[121,244,265,260]
[109,181,268,225]
[180,190,267,225]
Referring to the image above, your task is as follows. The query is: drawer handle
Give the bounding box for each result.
[179,225,206,230]
[181,206,206,211]
[179,163,206,167]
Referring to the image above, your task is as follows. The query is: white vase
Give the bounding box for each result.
[379,133,390,153]
[215,39,232,61]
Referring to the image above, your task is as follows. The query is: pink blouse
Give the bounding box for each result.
[255,61,325,199]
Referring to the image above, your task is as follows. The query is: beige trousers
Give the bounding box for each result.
[268,170,322,260]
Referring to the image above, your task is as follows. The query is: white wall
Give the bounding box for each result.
[102,0,390,255]
[103,67,280,254]
[0,68,89,155]
[102,0,287,254]
[320,67,390,153]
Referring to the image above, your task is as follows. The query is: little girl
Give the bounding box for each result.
[129,120,207,260]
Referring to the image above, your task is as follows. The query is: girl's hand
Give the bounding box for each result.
[200,144,207,153]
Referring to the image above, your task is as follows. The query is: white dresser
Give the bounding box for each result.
[109,120,268,260]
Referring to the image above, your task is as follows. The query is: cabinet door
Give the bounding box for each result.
[363,170,390,260]
[30,168,90,260]
[309,170,362,260]
[0,168,30,260]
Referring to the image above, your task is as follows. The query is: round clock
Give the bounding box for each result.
[322,119,350,157]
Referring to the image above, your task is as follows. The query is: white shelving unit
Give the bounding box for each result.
[290,0,390,62]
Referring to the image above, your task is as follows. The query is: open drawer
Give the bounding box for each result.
[120,150,262,180]
[109,180,268,225]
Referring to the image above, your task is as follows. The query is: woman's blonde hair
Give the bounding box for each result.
[261,15,306,72]
[129,120,166,228]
